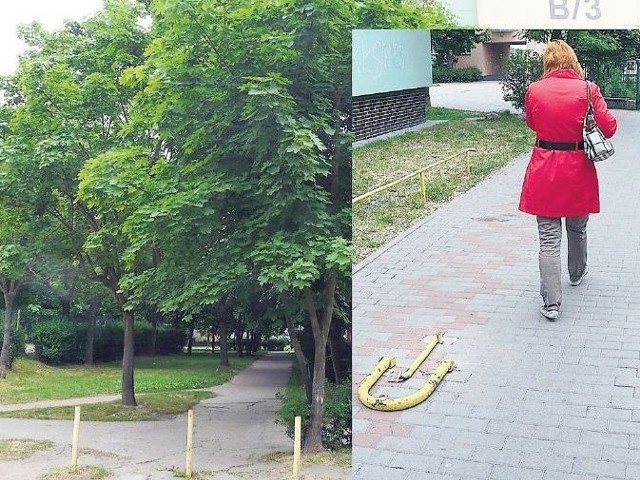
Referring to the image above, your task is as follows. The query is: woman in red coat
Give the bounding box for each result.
[519,40,617,320]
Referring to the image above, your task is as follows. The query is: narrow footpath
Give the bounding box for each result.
[0,352,348,480]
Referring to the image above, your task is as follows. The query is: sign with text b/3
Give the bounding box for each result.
[475,0,640,28]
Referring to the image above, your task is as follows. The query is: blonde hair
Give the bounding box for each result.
[543,40,584,77]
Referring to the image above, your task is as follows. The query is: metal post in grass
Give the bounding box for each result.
[71,406,81,473]
[636,59,640,109]
[186,409,194,478]
[419,172,426,202]
[293,416,302,479]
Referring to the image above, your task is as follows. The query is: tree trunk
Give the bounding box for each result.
[447,52,455,69]
[285,312,312,404]
[551,30,563,41]
[426,87,431,108]
[251,330,259,353]
[84,294,99,366]
[0,290,16,379]
[218,311,230,367]
[121,310,137,406]
[150,314,158,356]
[60,294,71,318]
[244,331,251,356]
[304,324,330,453]
[302,275,337,453]
[60,266,76,318]
[187,320,195,356]
[234,320,243,356]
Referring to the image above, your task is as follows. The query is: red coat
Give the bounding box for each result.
[519,69,617,217]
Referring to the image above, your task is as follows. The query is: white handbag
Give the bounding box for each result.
[583,81,614,162]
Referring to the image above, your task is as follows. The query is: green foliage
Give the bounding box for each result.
[523,30,640,66]
[0,320,26,365]
[31,316,85,365]
[94,321,187,361]
[433,65,483,83]
[431,29,491,68]
[0,244,30,280]
[263,337,289,351]
[276,375,352,449]
[600,73,636,99]
[31,317,187,365]
[501,50,543,111]
[322,378,352,449]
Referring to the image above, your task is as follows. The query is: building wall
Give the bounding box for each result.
[352,29,431,141]
[352,87,427,142]
[454,30,529,79]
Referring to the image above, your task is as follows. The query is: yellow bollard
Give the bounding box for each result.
[186,409,194,478]
[358,335,455,411]
[419,172,427,202]
[397,333,442,381]
[70,406,81,473]
[293,416,302,479]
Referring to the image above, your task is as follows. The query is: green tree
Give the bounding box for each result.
[432,29,491,68]
[0,207,38,378]
[502,30,640,110]
[115,0,448,453]
[501,49,543,111]
[522,30,640,66]
[0,0,149,404]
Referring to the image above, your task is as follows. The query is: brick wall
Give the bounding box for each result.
[352,87,427,142]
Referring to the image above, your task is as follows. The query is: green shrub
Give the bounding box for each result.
[322,377,352,449]
[31,317,85,365]
[433,65,483,83]
[33,317,187,364]
[500,50,543,111]
[93,322,122,362]
[94,321,187,361]
[155,325,189,355]
[263,337,289,351]
[276,374,352,450]
[275,382,310,440]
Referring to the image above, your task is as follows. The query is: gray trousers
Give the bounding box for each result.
[536,215,589,308]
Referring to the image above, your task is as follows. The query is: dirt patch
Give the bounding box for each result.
[0,439,53,461]
[38,465,109,480]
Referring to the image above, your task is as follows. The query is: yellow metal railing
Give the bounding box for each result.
[352,148,477,205]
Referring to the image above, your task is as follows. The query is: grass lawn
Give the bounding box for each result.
[353,108,535,262]
[0,351,258,405]
[265,448,351,469]
[0,390,213,421]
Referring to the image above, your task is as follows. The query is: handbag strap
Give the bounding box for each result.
[584,79,595,128]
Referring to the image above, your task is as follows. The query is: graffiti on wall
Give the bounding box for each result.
[352,30,432,97]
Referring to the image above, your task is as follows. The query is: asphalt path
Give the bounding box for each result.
[0,352,349,480]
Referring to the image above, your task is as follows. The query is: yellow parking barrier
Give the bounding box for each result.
[353,148,476,205]
[358,334,455,411]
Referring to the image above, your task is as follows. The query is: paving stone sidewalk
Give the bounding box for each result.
[353,109,640,480]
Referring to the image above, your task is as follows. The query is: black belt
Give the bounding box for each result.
[535,139,585,150]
